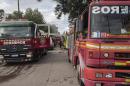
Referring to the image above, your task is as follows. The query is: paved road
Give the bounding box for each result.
[0,48,79,86]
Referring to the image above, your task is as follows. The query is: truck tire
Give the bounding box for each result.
[78,75,85,86]
[44,49,47,55]
[32,52,40,62]
[67,54,71,63]
[68,50,71,63]
[68,57,71,63]
[33,56,40,62]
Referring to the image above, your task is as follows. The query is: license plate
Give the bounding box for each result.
[11,54,18,57]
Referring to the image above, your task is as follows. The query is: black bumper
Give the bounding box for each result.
[2,52,33,62]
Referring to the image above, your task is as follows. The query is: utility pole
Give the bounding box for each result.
[77,0,80,17]
[18,0,20,19]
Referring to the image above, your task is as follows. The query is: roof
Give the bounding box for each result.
[0,21,35,27]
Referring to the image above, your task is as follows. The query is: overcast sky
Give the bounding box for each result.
[0,0,69,33]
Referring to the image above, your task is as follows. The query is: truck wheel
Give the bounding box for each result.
[39,49,43,58]
[44,52,47,55]
[32,52,40,62]
[33,56,40,62]
[44,49,47,55]
[1,59,7,66]
[77,64,85,86]
[67,55,71,63]
[68,50,71,63]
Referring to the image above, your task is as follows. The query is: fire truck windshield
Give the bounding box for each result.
[91,5,130,39]
[0,26,32,38]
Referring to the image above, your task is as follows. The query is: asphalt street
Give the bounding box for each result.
[0,48,79,86]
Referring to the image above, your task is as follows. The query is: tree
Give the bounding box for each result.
[36,0,88,22]
[24,8,45,24]
[0,9,4,19]
[7,11,23,19]
[54,0,88,22]
[6,8,45,24]
[0,9,5,21]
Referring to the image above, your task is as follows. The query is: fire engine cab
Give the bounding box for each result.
[68,0,130,86]
[0,21,47,63]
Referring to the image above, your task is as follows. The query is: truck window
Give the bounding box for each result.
[91,5,130,39]
[0,26,33,38]
[78,10,88,39]
[82,10,88,39]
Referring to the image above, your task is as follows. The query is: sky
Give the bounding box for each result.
[0,0,69,33]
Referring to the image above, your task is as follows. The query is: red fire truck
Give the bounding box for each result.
[68,0,130,86]
[37,24,55,49]
[0,21,48,63]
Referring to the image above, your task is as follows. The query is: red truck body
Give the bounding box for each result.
[0,21,48,63]
[68,0,130,86]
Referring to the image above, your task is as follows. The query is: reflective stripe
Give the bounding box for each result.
[77,41,130,51]
[127,61,130,64]
[126,79,130,83]
[86,44,99,49]
[115,62,127,66]
[101,45,130,50]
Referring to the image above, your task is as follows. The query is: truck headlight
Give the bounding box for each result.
[0,55,4,59]
[104,53,109,58]
[26,52,32,58]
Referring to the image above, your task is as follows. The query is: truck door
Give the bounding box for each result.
[78,10,88,67]
[37,24,51,48]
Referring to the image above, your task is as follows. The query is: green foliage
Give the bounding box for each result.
[7,11,23,19]
[7,8,45,24]
[24,8,45,24]
[54,0,88,22]
[0,9,4,19]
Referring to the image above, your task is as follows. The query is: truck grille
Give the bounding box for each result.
[0,44,31,53]
[115,72,130,79]
[115,53,130,59]
[116,84,130,86]
[115,72,130,86]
